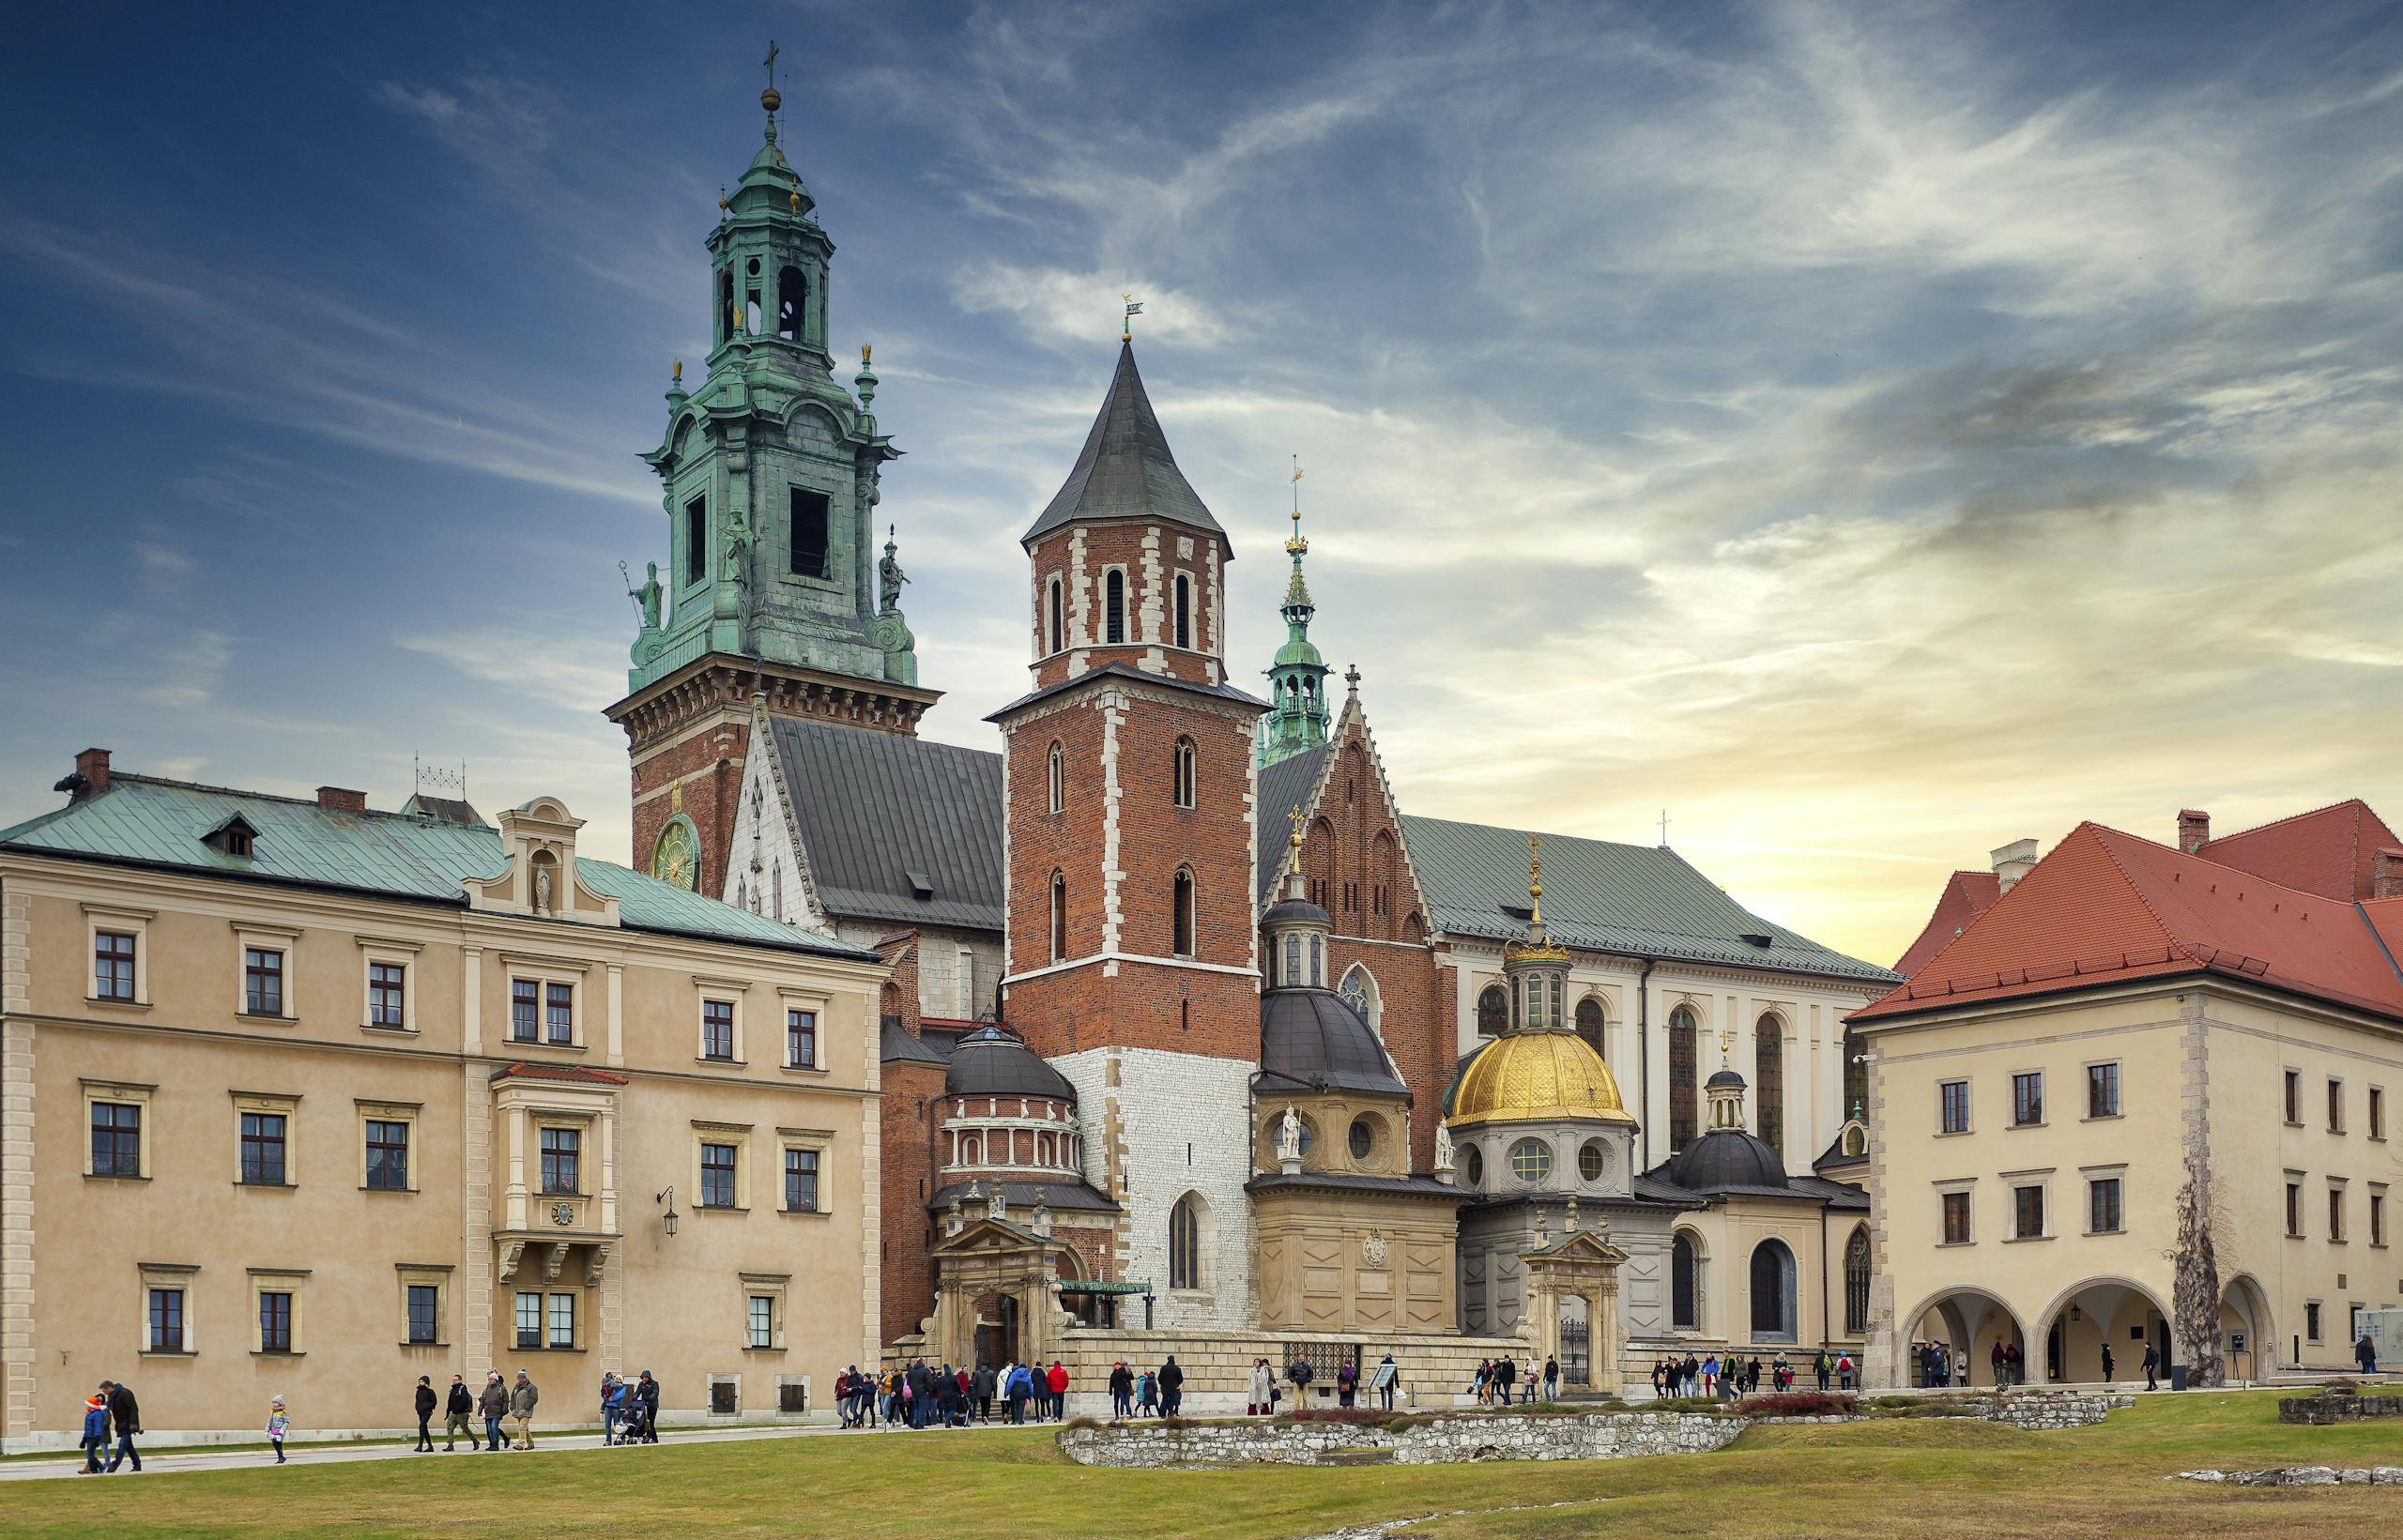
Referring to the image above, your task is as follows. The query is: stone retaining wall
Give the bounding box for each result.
[1990,1393,2134,1429]
[2279,1392,2403,1425]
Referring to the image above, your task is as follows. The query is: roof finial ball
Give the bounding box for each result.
[761,38,783,117]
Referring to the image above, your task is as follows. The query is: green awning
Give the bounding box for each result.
[1056,1280,1152,1295]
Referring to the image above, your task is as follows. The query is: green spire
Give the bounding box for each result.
[1259,458,1331,767]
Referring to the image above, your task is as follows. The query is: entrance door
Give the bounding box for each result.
[973,1293,1018,1369]
[1559,1297,1590,1388]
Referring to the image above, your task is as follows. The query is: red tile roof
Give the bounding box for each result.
[1893,869,2001,977]
[1855,820,2403,1024]
[2197,800,2400,902]
[489,1062,631,1086]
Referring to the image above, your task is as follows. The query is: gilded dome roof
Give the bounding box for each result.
[1446,1029,1635,1128]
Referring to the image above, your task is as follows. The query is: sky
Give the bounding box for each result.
[2,1,2400,969]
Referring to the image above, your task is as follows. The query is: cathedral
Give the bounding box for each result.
[605,84,1898,1395]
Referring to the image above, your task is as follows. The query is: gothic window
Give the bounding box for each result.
[1574,997,1604,1057]
[1105,570,1125,645]
[1171,868,1196,957]
[684,496,708,587]
[1749,1239,1797,1341]
[1047,578,1064,654]
[1171,737,1196,809]
[1669,1006,1699,1152]
[1174,573,1192,648]
[1844,1227,1872,1335]
[1168,1194,1202,1290]
[1672,1231,1703,1331]
[1755,1014,1785,1154]
[776,266,805,340]
[1048,871,1067,963]
[1046,741,1064,814]
[790,488,831,579]
[1477,985,1507,1038]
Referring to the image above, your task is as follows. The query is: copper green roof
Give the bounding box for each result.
[0,775,874,961]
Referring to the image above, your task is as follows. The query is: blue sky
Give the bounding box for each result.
[3,1,2400,963]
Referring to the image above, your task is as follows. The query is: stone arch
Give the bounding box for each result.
[1748,1238,1798,1343]
[1671,1227,1707,1334]
[2219,1273,2276,1380]
[1843,1224,1872,1336]
[1667,1005,1700,1151]
[1339,962,1382,1035]
[1476,983,1508,1038]
[1572,995,1606,1059]
[2030,1274,2172,1384]
[1753,1012,1785,1154]
[1169,1190,1211,1291]
[1899,1286,2028,1388]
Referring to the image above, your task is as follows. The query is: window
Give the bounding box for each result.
[776,265,805,340]
[148,1288,185,1352]
[1171,737,1196,810]
[1578,1138,1606,1182]
[711,1380,739,1414]
[540,1127,581,1195]
[1755,1019,1783,1152]
[1477,985,1507,1038]
[2372,1086,2387,1140]
[1509,1137,1554,1183]
[2013,1183,2045,1239]
[406,1284,439,1346]
[1750,1240,1797,1340]
[2089,1176,2123,1234]
[1171,869,1195,956]
[1462,1145,1484,1186]
[258,1291,293,1353]
[1941,1191,1972,1244]
[749,1294,775,1349]
[2087,1062,2120,1119]
[1169,1196,1201,1290]
[786,1009,818,1069]
[369,962,406,1028]
[2288,1179,2304,1237]
[1173,572,1192,648]
[702,999,736,1061]
[239,1113,287,1186]
[95,929,136,1001]
[1671,1233,1702,1331]
[1574,998,1604,1056]
[514,1291,543,1349]
[2329,1078,2346,1133]
[243,948,284,1016]
[2371,1188,2387,1246]
[2011,1072,2043,1127]
[1668,1007,1699,1151]
[2328,1185,2346,1243]
[2305,1300,2323,1344]
[511,979,539,1043]
[1046,741,1064,813]
[1940,1080,1971,1135]
[1104,570,1125,644]
[365,1119,410,1191]
[544,983,574,1045]
[1046,577,1064,654]
[684,496,708,586]
[1049,871,1067,962]
[784,1147,819,1212]
[789,487,831,579]
[2286,1069,2303,1124]
[1283,934,1301,986]
[1844,1228,1872,1335]
[1348,1119,1374,1161]
[547,1291,575,1349]
[1309,935,1323,987]
[91,1102,143,1178]
[699,1141,738,1209]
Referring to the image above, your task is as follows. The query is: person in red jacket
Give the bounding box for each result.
[1045,1361,1069,1421]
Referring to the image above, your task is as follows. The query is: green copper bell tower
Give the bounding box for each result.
[1258,484,1331,767]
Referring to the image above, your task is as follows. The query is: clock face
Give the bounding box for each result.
[651,818,698,892]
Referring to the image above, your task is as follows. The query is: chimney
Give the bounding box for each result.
[315,786,368,813]
[2377,849,2403,902]
[2178,809,2211,854]
[59,747,113,801]
[1991,838,2039,893]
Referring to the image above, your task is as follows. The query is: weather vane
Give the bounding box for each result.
[1122,293,1142,341]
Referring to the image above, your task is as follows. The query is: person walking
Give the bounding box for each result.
[409,1375,436,1452]
[1543,1353,1560,1401]
[100,1380,141,1472]
[1138,1367,1159,1417]
[1111,1361,1136,1420]
[478,1371,507,1451]
[2358,1332,2380,1375]
[2099,1345,2115,1385]
[636,1370,661,1442]
[1047,1360,1069,1421]
[266,1397,289,1464]
[1989,1341,2005,1388]
[507,1369,539,1450]
[1493,1355,1512,1405]
[1377,1351,1400,1411]
[1288,1351,1314,1408]
[1836,1352,1855,1393]
[78,1392,110,1474]
[1243,1358,1268,1417]
[1003,1362,1029,1424]
[1814,1349,1832,1391]
[1160,1355,1186,1417]
[442,1374,473,1450]
[2141,1342,2159,1392]
[1700,1354,1718,1399]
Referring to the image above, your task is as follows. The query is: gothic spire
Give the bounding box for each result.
[1258,458,1331,767]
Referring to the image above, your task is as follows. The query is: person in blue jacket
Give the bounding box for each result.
[78,1392,110,1473]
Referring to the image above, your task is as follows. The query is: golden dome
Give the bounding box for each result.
[1447,1029,1634,1129]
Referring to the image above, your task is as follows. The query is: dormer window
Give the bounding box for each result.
[204,816,259,859]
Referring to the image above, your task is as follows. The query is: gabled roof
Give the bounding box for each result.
[1256,743,1332,900]
[2198,800,2400,903]
[760,716,1005,932]
[0,774,870,960]
[987,662,1266,724]
[491,1062,631,1086]
[1854,820,2403,1024]
[1021,340,1226,549]
[1400,816,1898,985]
[1894,869,2001,977]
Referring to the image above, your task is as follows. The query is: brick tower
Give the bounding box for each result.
[992,337,1267,1328]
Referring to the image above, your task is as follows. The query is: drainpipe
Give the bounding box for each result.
[1636,956,1657,1171]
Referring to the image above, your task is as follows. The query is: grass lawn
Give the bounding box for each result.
[5,1390,2395,1539]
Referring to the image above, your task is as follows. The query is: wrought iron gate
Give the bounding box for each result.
[1560,1315,1590,1387]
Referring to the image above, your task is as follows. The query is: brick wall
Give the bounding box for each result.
[879,1056,944,1346]
[629,715,749,902]
[1025,524,1225,692]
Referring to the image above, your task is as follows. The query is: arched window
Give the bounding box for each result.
[1046,741,1064,814]
[776,266,806,340]
[1574,997,1605,1057]
[1749,1239,1798,1342]
[1844,1227,1872,1336]
[1755,1014,1785,1154]
[1672,1232,1703,1332]
[1283,933,1301,985]
[1168,1194,1202,1290]
[717,267,735,344]
[1171,868,1195,956]
[1842,1024,1868,1121]
[1309,934,1323,985]
[1174,573,1192,649]
[1171,737,1196,809]
[1047,577,1064,655]
[1105,570,1125,645]
[1669,1006,1700,1152]
[1477,985,1507,1038]
[1048,871,1067,963]
[1339,964,1379,1030]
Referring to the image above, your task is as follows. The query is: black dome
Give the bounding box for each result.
[1666,1127,1787,1191]
[944,1026,1076,1102]
[1259,991,1406,1096]
[1706,1066,1747,1090]
[1262,896,1331,928]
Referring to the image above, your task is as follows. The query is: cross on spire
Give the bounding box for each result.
[1658,808,1671,847]
[763,38,780,93]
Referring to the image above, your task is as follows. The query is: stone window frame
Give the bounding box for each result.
[2370,1084,2387,1142]
[2327,1176,2349,1245]
[1044,573,1065,656]
[395,1262,452,1349]
[2286,1169,2305,1238]
[83,903,154,1008]
[357,1099,422,1193]
[2367,1182,2387,1248]
[138,1261,200,1357]
[1936,1077,1972,1136]
[694,975,751,1066]
[248,1267,310,1356]
[1170,566,1197,653]
[501,955,589,1051]
[230,1090,301,1190]
[1168,1190,1212,1296]
[2327,1075,2347,1136]
[2080,1163,2128,1236]
[1669,1226,1709,1334]
[358,936,422,1032]
[230,922,301,1024]
[778,988,828,1075]
[1101,563,1130,646]
[1934,1177,1976,1246]
[2007,1068,2046,1129]
[2082,1058,2122,1121]
[692,1121,755,1213]
[536,1117,589,1197]
[2284,1067,2304,1127]
[2002,1167,2054,1242]
[777,1127,833,1217]
[82,1078,156,1181]
[707,1373,742,1418]
[2304,1297,2324,1344]
[742,1271,792,1352]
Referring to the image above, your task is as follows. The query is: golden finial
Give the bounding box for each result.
[862,344,872,365]
[731,302,746,336]
[1718,1028,1735,1067]
[1286,455,1308,557]
[789,190,801,214]
[1528,833,1544,925]
[1288,802,1305,851]
[671,359,682,386]
[717,185,729,212]
[761,38,782,114]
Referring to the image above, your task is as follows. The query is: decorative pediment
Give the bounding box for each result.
[464,798,621,924]
[1526,1229,1628,1267]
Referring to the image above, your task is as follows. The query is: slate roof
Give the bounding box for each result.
[1637,1159,1868,1209]
[1255,743,1331,900]
[400,792,484,826]
[2198,799,2401,903]
[1022,340,1227,549]
[928,1178,1119,1215]
[945,1025,1077,1101]
[987,663,1266,724]
[1894,869,2001,977]
[880,1014,950,1068]
[1400,816,1898,985]
[1244,1171,1465,1201]
[761,716,1005,932]
[0,774,870,960]
[1256,989,1408,1097]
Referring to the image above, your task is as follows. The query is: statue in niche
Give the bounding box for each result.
[533,864,554,916]
[1434,1121,1456,1173]
[1278,1105,1303,1164]
[723,505,754,589]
